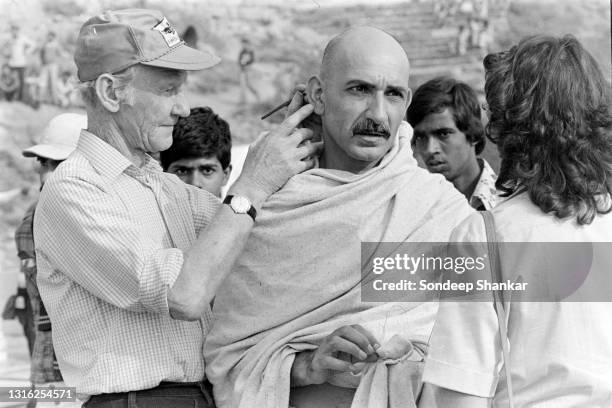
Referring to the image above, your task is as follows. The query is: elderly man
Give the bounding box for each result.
[204,26,474,408]
[407,76,498,210]
[33,9,320,407]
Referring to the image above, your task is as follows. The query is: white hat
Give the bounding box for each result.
[22,113,87,160]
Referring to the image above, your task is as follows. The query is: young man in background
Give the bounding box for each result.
[161,106,232,197]
[407,76,498,210]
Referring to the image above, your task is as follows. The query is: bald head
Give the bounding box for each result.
[320,26,410,84]
[306,25,412,174]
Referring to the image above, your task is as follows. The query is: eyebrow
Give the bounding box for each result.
[171,163,219,170]
[346,79,372,87]
[153,70,186,87]
[345,79,408,95]
[170,165,192,171]
[157,68,187,79]
[434,127,455,133]
[156,76,184,88]
[413,127,456,137]
[387,85,408,95]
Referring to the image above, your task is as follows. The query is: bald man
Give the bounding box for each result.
[204,27,473,408]
[308,26,411,173]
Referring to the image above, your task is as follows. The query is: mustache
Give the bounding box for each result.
[352,119,391,138]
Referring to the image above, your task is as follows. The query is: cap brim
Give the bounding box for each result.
[141,44,221,71]
[22,144,73,160]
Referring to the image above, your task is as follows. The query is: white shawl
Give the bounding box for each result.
[205,123,474,407]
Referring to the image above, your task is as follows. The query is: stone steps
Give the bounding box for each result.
[291,0,508,91]
[411,52,482,68]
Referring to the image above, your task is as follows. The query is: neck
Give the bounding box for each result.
[319,132,382,174]
[87,109,145,167]
[453,158,482,199]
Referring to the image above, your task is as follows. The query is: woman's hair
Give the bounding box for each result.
[484,34,612,224]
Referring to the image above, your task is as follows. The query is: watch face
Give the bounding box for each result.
[231,196,251,213]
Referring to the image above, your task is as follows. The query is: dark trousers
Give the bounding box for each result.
[15,287,35,356]
[82,381,215,408]
[13,67,25,101]
[0,90,17,101]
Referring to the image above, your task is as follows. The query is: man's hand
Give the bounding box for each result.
[231,104,323,209]
[290,324,380,387]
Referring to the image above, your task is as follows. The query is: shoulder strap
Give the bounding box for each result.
[480,211,515,408]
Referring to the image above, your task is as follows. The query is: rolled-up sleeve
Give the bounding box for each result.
[34,175,183,315]
[138,248,183,314]
[422,301,502,397]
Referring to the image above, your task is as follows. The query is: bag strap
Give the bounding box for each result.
[480,211,515,408]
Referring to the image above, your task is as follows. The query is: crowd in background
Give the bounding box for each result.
[0,25,79,109]
[432,0,493,56]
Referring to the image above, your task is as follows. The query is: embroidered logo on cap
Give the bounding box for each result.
[153,17,181,47]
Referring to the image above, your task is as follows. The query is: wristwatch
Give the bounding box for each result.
[223,195,257,221]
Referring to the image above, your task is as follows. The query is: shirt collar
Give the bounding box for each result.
[469,158,500,210]
[77,130,162,179]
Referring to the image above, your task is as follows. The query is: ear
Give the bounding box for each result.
[221,164,232,186]
[306,76,325,116]
[95,73,121,113]
[405,88,413,111]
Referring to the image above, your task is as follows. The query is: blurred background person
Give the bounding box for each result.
[0,62,20,101]
[455,24,469,55]
[238,37,260,104]
[38,31,62,105]
[56,70,77,108]
[7,25,35,102]
[477,19,492,58]
[468,16,481,49]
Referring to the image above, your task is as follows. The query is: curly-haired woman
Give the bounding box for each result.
[420,34,612,407]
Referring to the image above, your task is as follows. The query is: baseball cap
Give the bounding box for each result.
[22,113,87,160]
[74,9,220,81]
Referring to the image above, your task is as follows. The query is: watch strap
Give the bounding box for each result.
[246,205,256,221]
[223,195,257,221]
